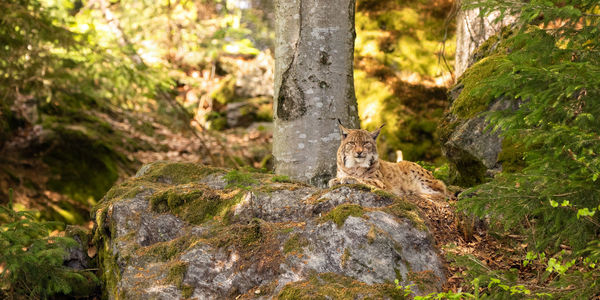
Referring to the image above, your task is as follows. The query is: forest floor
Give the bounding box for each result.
[415,193,553,294]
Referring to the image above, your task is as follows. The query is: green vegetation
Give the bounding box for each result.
[354,0,455,163]
[149,186,233,224]
[283,233,309,254]
[0,192,98,299]
[166,262,194,299]
[271,175,292,183]
[451,0,600,297]
[224,169,259,189]
[321,204,365,227]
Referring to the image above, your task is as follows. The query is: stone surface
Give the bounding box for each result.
[443,97,520,175]
[94,162,445,299]
[441,30,522,186]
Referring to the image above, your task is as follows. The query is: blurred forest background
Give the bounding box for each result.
[2,0,599,298]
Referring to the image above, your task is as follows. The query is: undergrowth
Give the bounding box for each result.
[451,0,600,297]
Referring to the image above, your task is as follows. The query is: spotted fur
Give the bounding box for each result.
[328,123,447,196]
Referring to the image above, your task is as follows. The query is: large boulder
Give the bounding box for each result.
[439,29,522,186]
[93,162,446,299]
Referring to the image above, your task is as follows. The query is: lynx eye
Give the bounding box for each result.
[364,143,373,149]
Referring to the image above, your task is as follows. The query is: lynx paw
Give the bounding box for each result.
[328,177,359,187]
[328,178,341,188]
[339,177,359,185]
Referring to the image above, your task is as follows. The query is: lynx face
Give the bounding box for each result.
[341,129,379,168]
[338,126,382,169]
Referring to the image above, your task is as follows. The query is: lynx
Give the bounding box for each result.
[328,122,447,196]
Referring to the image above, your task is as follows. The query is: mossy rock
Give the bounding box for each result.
[439,29,524,187]
[93,162,445,298]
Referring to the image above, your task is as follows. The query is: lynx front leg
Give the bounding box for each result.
[361,179,385,189]
[328,176,361,187]
[329,176,385,189]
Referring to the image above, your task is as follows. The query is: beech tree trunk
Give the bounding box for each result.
[455,3,516,77]
[273,0,360,187]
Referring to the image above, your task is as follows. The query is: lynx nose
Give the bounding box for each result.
[355,148,364,157]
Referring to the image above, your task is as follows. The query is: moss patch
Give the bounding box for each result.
[450,55,512,120]
[340,248,351,268]
[277,272,405,299]
[283,233,309,254]
[166,262,194,298]
[497,137,526,173]
[382,197,427,232]
[207,220,283,272]
[224,169,259,189]
[143,236,199,262]
[149,184,238,225]
[271,175,292,183]
[321,204,365,228]
[137,161,224,185]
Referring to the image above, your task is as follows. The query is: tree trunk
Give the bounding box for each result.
[273,0,360,187]
[455,3,516,77]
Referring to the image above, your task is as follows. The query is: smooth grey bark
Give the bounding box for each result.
[273,0,360,187]
[455,3,517,77]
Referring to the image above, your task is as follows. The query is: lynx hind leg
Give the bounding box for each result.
[419,179,447,196]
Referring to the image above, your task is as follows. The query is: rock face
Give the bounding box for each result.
[93,162,445,299]
[440,30,521,186]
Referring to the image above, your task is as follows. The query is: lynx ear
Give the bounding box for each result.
[370,124,385,140]
[337,119,350,139]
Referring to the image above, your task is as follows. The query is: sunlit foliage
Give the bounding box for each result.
[457,0,600,297]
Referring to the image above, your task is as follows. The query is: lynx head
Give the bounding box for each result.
[337,121,384,169]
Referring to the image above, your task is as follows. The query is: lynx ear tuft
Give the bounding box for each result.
[337,119,350,139]
[370,123,385,140]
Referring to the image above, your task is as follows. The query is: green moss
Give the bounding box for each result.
[451,55,511,119]
[382,199,427,232]
[138,161,224,185]
[144,237,198,262]
[498,137,526,173]
[150,185,241,225]
[181,285,194,299]
[277,272,405,300]
[271,175,292,183]
[394,268,403,282]
[224,169,258,189]
[321,204,365,228]
[98,237,121,298]
[283,233,309,254]
[166,262,194,298]
[367,225,377,244]
[372,188,397,200]
[407,270,438,293]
